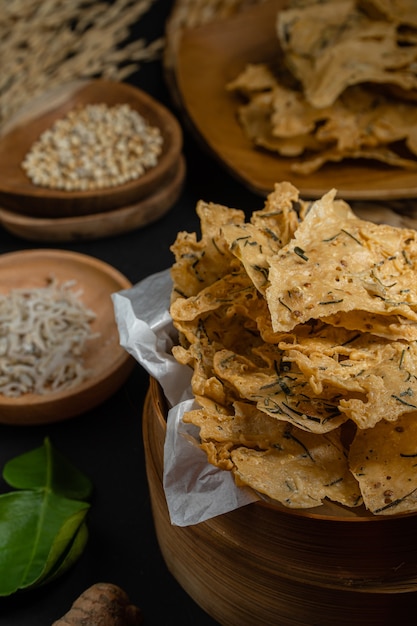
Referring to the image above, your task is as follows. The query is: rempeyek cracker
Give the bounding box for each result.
[169,182,417,515]
[349,411,417,515]
[170,200,245,303]
[265,188,417,335]
[276,0,417,108]
[227,0,417,173]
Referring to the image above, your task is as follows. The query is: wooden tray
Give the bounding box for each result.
[169,0,417,200]
[142,377,417,626]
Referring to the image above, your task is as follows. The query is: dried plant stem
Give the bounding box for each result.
[0,0,164,127]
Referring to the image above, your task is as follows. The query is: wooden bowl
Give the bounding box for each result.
[0,249,134,425]
[174,0,417,200]
[0,80,183,218]
[143,377,417,626]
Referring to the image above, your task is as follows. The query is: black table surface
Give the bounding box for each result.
[0,2,264,625]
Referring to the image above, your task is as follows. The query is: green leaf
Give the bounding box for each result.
[0,491,89,595]
[3,437,92,500]
[35,507,89,586]
[0,438,92,596]
[37,522,89,588]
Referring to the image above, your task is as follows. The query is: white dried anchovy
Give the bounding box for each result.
[21,103,164,191]
[0,279,99,397]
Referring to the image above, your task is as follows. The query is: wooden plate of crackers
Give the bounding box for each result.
[173,0,417,200]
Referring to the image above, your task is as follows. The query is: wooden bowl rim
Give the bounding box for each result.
[0,155,186,242]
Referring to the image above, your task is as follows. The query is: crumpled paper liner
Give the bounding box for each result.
[112,269,257,526]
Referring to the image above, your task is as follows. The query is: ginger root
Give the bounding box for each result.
[52,582,143,625]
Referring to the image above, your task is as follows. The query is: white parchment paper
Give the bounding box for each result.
[112,269,258,527]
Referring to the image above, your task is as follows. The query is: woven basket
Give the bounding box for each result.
[142,377,417,626]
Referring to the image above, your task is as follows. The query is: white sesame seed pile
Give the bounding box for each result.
[21,103,164,191]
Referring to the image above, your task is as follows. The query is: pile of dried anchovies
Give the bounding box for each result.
[0,279,98,397]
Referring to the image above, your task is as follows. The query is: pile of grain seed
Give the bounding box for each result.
[21,103,164,190]
[0,0,163,128]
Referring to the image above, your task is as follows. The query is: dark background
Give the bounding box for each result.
[0,2,263,624]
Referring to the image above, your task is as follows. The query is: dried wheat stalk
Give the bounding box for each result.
[0,0,164,127]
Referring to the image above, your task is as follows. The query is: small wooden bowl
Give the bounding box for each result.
[0,249,134,425]
[0,80,183,218]
[143,377,417,626]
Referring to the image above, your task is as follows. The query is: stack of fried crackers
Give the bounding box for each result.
[169,182,417,516]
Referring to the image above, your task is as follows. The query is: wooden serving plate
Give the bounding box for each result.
[0,155,186,242]
[142,377,417,626]
[174,0,417,200]
[0,249,134,425]
[0,80,183,217]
